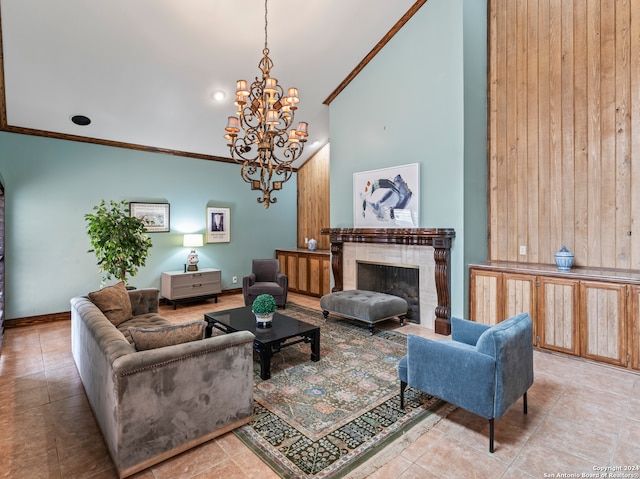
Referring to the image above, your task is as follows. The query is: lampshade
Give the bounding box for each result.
[183,234,203,248]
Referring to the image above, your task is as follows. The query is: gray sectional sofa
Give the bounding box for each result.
[70,286,255,478]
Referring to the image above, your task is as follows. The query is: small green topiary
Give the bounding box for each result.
[252,294,277,314]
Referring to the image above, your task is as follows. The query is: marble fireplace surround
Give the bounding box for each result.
[321,228,455,335]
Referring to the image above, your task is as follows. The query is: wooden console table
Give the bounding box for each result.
[320,228,456,335]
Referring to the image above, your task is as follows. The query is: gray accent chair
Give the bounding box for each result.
[243,259,288,308]
[398,313,534,452]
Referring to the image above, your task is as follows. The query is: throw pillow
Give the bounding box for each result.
[128,321,206,351]
[88,281,133,326]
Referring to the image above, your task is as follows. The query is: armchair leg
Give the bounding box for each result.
[400,381,407,409]
[489,418,494,453]
[523,392,528,414]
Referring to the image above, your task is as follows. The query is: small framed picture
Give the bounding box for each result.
[207,207,230,243]
[129,202,170,232]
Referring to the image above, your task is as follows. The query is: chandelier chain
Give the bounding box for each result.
[264,0,268,51]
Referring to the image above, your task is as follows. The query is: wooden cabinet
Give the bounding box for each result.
[470,262,640,370]
[161,268,221,309]
[276,249,330,297]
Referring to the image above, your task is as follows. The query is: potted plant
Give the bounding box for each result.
[85,199,153,286]
[252,293,277,328]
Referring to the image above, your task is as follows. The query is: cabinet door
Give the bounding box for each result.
[503,273,536,343]
[308,255,322,296]
[580,281,627,367]
[503,273,535,319]
[322,255,331,296]
[297,255,309,293]
[287,254,298,291]
[630,286,640,371]
[538,277,579,355]
[276,251,287,277]
[469,269,502,325]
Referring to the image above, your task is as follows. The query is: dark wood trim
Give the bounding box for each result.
[1,124,239,163]
[0,6,7,129]
[0,124,297,172]
[6,288,246,328]
[321,227,455,335]
[5,312,70,328]
[323,0,429,105]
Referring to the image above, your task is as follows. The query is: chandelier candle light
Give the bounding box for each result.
[224,0,308,209]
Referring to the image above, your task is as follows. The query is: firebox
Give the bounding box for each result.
[357,261,420,323]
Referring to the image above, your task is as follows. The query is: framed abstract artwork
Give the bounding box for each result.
[129,202,170,232]
[206,207,230,243]
[353,163,419,228]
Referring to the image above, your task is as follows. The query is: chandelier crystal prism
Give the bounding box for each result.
[224,0,308,209]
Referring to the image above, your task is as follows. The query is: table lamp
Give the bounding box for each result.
[183,234,203,271]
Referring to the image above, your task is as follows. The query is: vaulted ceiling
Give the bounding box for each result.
[0,0,425,167]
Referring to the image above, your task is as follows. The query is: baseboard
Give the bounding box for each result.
[5,311,71,329]
[6,288,245,328]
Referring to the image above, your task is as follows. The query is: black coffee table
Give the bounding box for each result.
[204,307,320,380]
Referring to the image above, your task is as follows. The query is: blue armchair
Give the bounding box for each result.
[398,313,534,452]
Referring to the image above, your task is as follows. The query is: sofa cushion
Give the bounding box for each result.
[128,320,206,351]
[117,313,171,344]
[88,281,133,326]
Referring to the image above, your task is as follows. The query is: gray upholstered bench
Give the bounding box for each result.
[320,290,408,335]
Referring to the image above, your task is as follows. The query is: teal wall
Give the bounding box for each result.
[0,131,297,319]
[463,0,489,300]
[329,0,487,318]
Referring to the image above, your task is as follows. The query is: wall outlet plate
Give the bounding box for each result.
[232,276,238,284]
[519,246,527,255]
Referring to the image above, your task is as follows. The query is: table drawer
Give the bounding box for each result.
[170,281,220,299]
[171,271,219,286]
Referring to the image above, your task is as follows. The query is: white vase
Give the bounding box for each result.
[254,312,274,328]
[554,245,574,271]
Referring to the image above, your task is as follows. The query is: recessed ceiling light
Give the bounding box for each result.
[71,115,91,126]
[212,91,226,102]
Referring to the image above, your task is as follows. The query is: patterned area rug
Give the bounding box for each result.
[232,303,450,479]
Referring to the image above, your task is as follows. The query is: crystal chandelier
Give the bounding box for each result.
[224,0,308,209]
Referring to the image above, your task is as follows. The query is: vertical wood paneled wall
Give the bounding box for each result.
[297,144,330,250]
[488,0,640,269]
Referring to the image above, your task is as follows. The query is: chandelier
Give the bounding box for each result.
[224,0,308,209]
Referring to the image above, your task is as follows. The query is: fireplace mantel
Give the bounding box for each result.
[320,228,456,335]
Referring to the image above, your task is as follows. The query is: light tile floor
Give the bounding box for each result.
[1,292,639,478]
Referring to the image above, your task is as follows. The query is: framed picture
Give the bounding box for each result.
[207,207,230,243]
[353,163,419,228]
[129,202,170,232]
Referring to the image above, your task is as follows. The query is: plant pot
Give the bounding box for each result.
[254,312,274,328]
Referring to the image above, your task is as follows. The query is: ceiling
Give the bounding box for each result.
[0,0,423,167]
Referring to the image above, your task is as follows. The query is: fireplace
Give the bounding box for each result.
[357,261,420,323]
[321,228,455,334]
